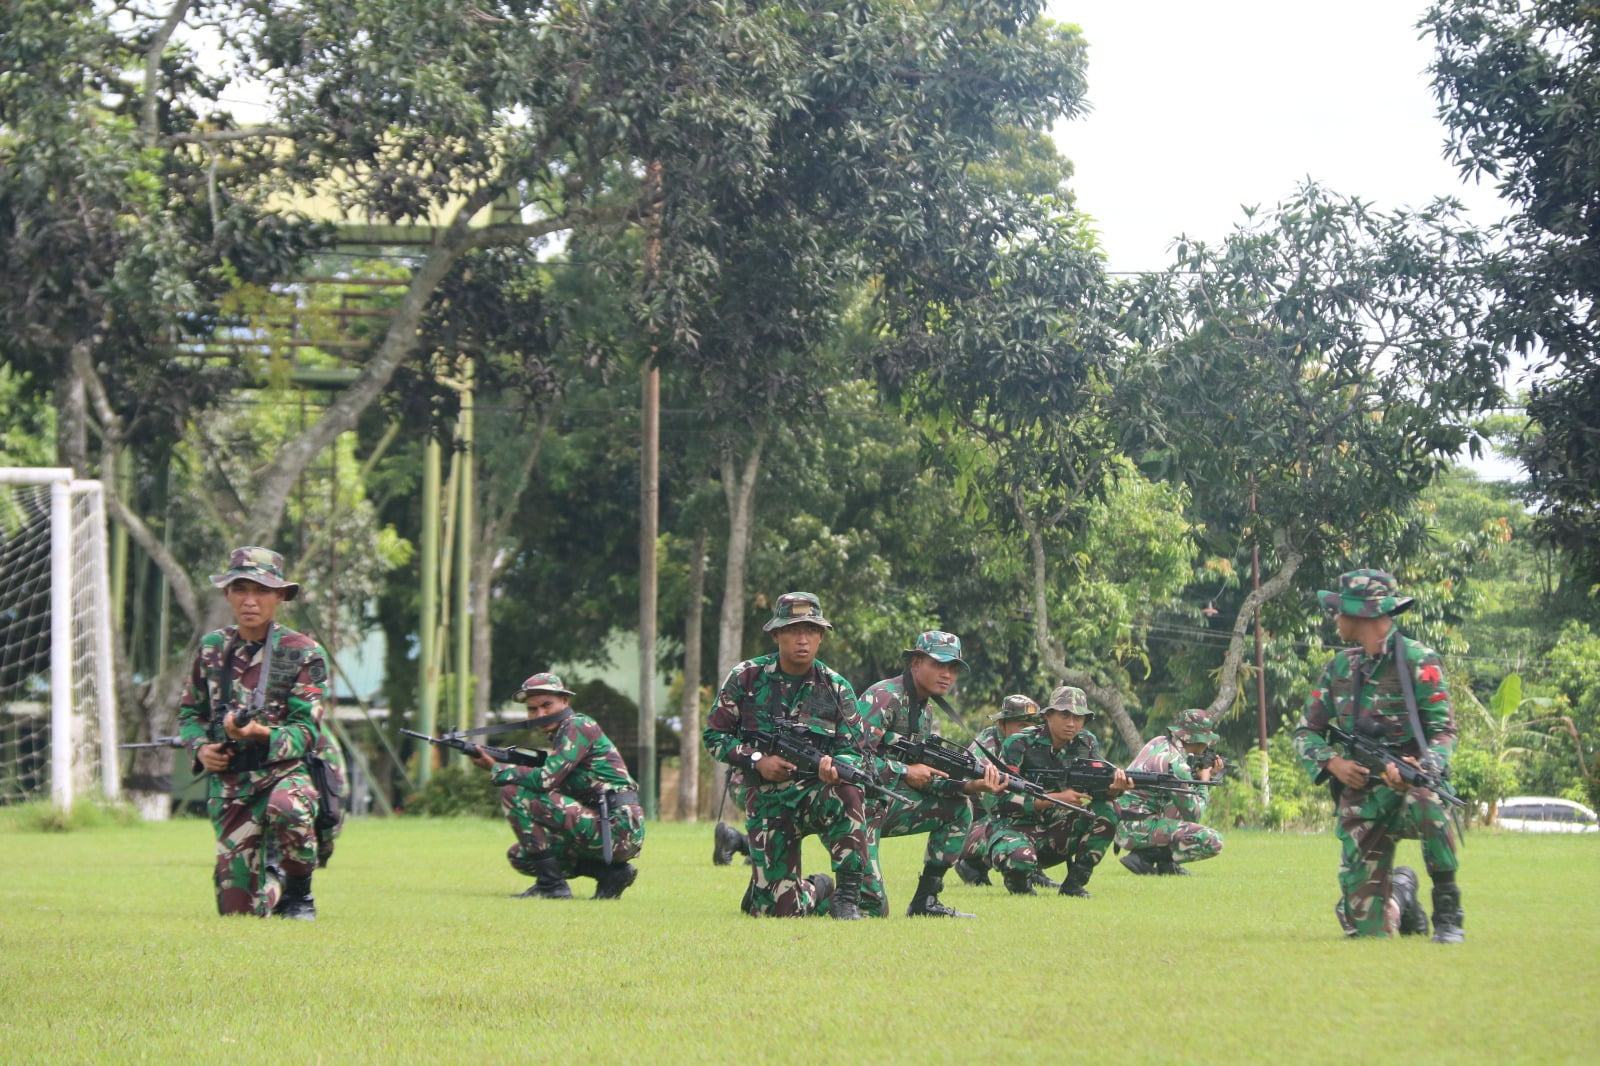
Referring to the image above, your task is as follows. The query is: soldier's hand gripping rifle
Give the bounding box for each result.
[969,739,1093,817]
[1186,748,1226,780]
[1028,758,1216,797]
[400,729,548,769]
[1325,720,1465,808]
[743,720,915,806]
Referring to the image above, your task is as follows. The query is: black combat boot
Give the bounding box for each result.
[740,876,757,916]
[953,858,992,886]
[1058,858,1096,898]
[712,822,748,866]
[808,873,834,913]
[1391,866,1430,936]
[829,871,863,920]
[274,872,317,921]
[1430,877,1464,943]
[1029,870,1061,889]
[1002,868,1037,895]
[1153,848,1190,876]
[592,862,638,900]
[905,872,975,918]
[1119,848,1161,876]
[514,852,573,899]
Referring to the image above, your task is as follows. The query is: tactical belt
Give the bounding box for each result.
[604,790,641,808]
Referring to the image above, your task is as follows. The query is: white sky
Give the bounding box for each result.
[1047,0,1510,273]
[1048,1,1527,480]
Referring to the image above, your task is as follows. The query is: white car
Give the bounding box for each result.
[1491,796,1599,833]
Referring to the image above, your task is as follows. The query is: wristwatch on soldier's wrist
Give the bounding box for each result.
[748,751,764,770]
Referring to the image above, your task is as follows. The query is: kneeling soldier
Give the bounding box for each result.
[1116,708,1225,875]
[986,686,1129,898]
[472,672,644,900]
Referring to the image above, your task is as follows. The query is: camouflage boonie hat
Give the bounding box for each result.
[1316,568,1414,619]
[1170,707,1220,745]
[514,672,575,699]
[902,630,966,667]
[209,546,300,601]
[1044,684,1093,717]
[991,694,1041,723]
[762,591,833,632]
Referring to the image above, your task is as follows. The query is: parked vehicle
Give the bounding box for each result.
[1489,796,1599,833]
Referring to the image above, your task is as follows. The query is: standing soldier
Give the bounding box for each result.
[470,672,644,901]
[954,694,1050,888]
[1294,569,1463,942]
[1116,708,1225,875]
[858,631,1002,917]
[987,685,1129,898]
[702,592,869,919]
[178,546,329,919]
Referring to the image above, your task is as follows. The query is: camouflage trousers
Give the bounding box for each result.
[861,791,972,917]
[984,798,1118,878]
[959,815,997,867]
[1115,815,1224,865]
[744,778,867,917]
[1333,783,1459,938]
[502,785,644,878]
[207,767,318,917]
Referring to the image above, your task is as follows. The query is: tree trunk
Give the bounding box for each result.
[712,435,764,821]
[1203,534,1304,723]
[677,527,707,821]
[1022,518,1144,755]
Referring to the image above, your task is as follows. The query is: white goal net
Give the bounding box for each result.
[0,469,119,808]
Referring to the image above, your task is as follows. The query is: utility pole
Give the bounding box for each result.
[1251,482,1270,805]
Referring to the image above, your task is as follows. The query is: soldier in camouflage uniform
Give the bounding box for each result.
[703,592,869,919]
[178,547,329,919]
[985,686,1129,898]
[1293,568,1463,942]
[954,694,1048,888]
[1116,707,1224,875]
[470,672,644,901]
[858,631,1003,918]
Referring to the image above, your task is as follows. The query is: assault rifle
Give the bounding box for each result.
[120,736,187,750]
[891,734,1091,816]
[1027,758,1215,797]
[1186,749,1226,780]
[1326,720,1464,808]
[401,729,548,769]
[743,720,914,806]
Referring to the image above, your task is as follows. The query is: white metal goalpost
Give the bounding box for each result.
[0,468,119,808]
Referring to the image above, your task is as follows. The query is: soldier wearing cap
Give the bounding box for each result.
[857,631,1004,918]
[1294,568,1463,942]
[702,592,870,918]
[468,671,644,901]
[1115,708,1225,875]
[177,546,331,919]
[985,685,1130,898]
[954,694,1050,888]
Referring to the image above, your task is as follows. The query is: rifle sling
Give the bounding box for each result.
[1390,629,1434,765]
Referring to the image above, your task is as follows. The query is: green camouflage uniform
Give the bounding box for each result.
[957,697,1041,875]
[986,721,1119,886]
[495,711,644,876]
[1115,728,1223,866]
[1294,569,1460,938]
[703,651,867,917]
[178,620,327,916]
[858,667,972,917]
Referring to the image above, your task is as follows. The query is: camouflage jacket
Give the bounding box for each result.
[703,653,863,790]
[1294,629,1455,783]
[994,723,1104,825]
[493,712,638,803]
[968,725,1004,816]
[177,622,327,799]
[858,671,965,798]
[1117,733,1207,822]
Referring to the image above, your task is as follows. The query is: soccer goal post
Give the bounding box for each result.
[0,468,119,809]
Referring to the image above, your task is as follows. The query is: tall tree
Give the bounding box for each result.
[1426,0,1600,591]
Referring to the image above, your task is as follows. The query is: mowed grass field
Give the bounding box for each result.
[1,815,1596,1065]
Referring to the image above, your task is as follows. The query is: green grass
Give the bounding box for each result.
[1,816,1596,1065]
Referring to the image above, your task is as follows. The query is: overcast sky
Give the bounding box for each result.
[1047,1,1526,478]
[1047,0,1510,273]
